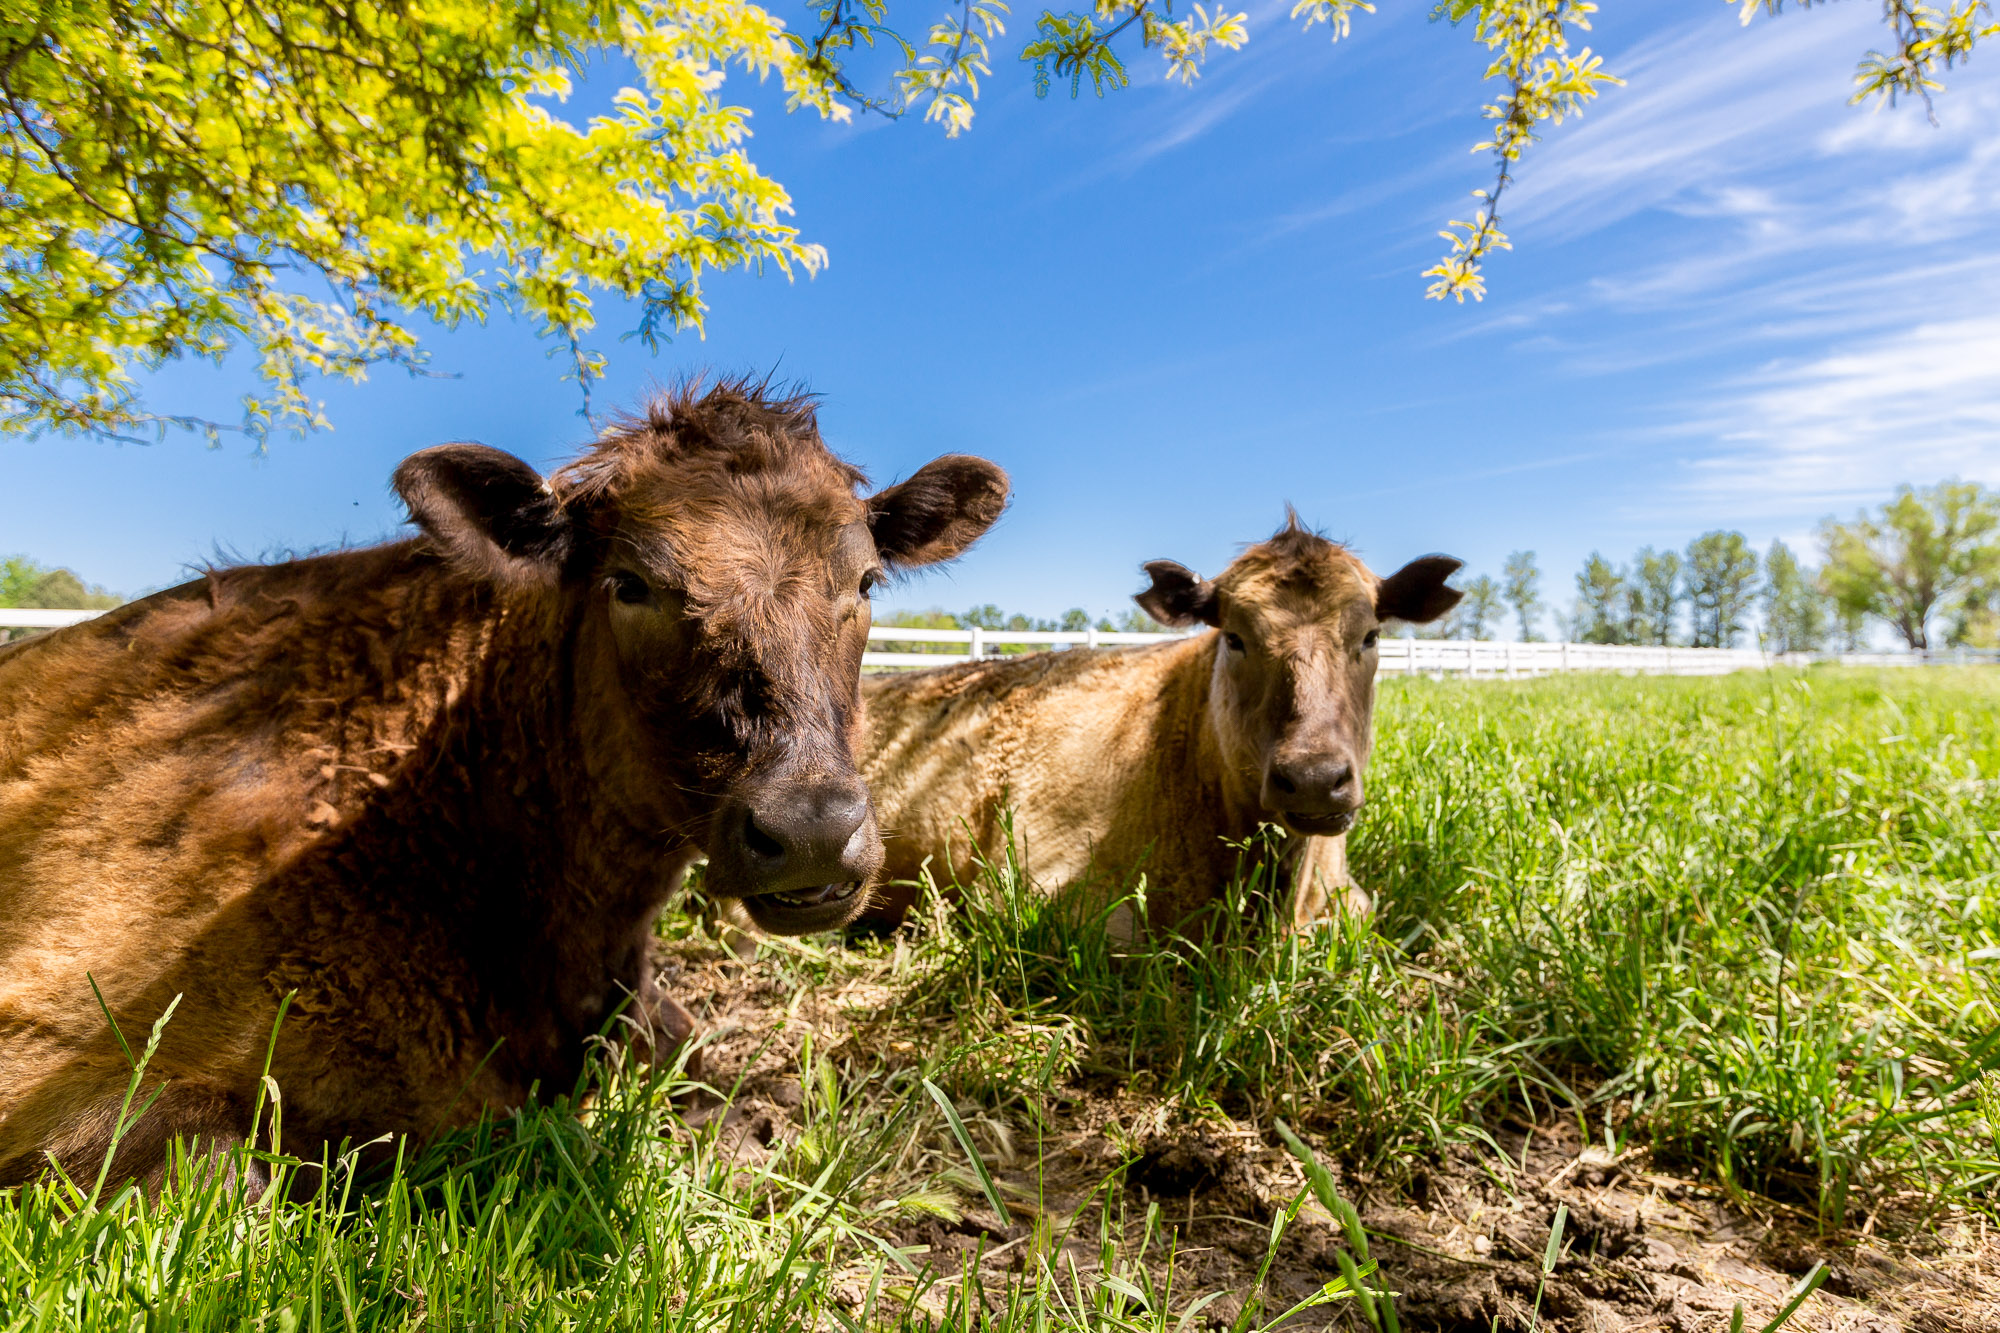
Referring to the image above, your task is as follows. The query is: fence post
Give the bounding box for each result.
[1505,642,1515,679]
[968,626,983,663]
[1085,627,1099,650]
[1560,641,1569,674]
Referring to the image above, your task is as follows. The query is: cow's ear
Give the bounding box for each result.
[1135,560,1220,629]
[394,444,571,581]
[1376,554,1463,623]
[868,455,1010,568]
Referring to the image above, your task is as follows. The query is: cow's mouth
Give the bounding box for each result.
[1279,810,1358,836]
[738,879,865,935]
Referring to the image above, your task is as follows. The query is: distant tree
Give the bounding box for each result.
[1502,550,1542,642]
[1059,608,1092,632]
[0,557,38,607]
[1455,574,1502,641]
[878,608,960,630]
[961,604,1007,631]
[1415,572,1495,640]
[1947,576,2000,649]
[1113,607,1170,634]
[1629,547,1683,646]
[1760,540,1828,654]
[872,607,958,655]
[1572,552,1634,644]
[1820,481,2000,651]
[1684,532,1760,649]
[1829,593,1869,652]
[0,556,122,641]
[0,556,121,609]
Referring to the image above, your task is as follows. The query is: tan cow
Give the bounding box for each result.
[857,518,1459,931]
[0,381,1007,1189]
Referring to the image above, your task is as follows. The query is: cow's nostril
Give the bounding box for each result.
[743,813,785,862]
[1329,763,1354,792]
[1269,768,1297,796]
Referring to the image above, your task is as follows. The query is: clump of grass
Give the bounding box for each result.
[1357,667,2000,1221]
[0,1017,1231,1331]
[879,817,1511,1174]
[0,1037,883,1330]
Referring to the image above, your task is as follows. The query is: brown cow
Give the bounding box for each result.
[0,381,1007,1189]
[858,517,1459,931]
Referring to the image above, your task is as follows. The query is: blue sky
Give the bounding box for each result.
[8,0,1998,636]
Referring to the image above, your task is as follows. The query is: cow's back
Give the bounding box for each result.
[0,544,477,932]
[860,635,1251,922]
[0,542,497,1180]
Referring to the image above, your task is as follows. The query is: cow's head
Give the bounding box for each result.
[1136,515,1459,837]
[393,380,1007,934]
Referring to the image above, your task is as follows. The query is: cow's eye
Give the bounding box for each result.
[1363,629,1380,648]
[858,569,879,599]
[611,571,653,606]
[1223,632,1246,653]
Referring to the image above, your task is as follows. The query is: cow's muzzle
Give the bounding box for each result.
[711,772,883,934]
[1261,751,1363,836]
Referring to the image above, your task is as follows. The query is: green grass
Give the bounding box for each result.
[882,668,2000,1219]
[4,667,1996,1329]
[0,1034,1247,1332]
[1356,667,2000,1221]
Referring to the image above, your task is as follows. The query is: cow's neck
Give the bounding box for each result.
[474,589,681,885]
[355,571,687,1052]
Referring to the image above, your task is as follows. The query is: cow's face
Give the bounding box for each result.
[1136,519,1460,837]
[393,382,1007,934]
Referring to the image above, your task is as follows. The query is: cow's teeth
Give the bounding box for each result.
[764,882,860,909]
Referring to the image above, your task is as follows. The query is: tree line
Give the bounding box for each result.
[0,556,122,641]
[10,482,1998,653]
[874,604,1168,654]
[1431,482,2000,652]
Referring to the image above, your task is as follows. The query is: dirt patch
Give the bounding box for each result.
[662,941,2000,1332]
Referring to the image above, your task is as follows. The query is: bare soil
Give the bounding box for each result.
[662,942,2000,1333]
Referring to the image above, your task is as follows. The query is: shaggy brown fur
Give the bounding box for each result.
[858,518,1458,930]
[0,380,1008,1189]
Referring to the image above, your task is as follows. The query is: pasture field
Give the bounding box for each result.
[4,668,1999,1330]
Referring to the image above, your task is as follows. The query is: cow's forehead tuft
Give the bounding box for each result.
[1216,528,1375,617]
[550,377,870,514]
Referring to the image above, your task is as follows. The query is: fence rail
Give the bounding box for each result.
[854,630,1999,675]
[5,608,1994,675]
[1379,638,1771,677]
[0,609,101,629]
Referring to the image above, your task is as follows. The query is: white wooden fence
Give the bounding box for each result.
[860,624,1174,669]
[1380,638,1770,678]
[858,628,2000,674]
[0,609,102,629]
[5,608,1993,676]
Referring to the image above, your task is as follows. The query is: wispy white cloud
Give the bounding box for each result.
[1452,4,2000,525]
[1506,5,1887,239]
[1672,310,2000,518]
[1120,71,1283,167]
